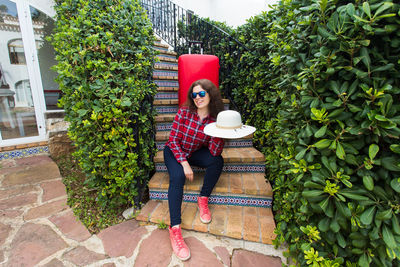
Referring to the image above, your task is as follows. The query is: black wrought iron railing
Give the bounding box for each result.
[139,0,188,49]
[139,0,249,113]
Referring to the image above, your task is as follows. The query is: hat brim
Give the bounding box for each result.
[204,123,256,139]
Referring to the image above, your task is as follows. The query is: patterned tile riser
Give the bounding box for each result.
[156,123,173,132]
[154,62,178,68]
[156,140,253,150]
[155,92,179,100]
[153,46,169,51]
[149,191,272,208]
[153,70,178,77]
[155,164,265,173]
[154,80,179,87]
[0,146,49,160]
[155,106,179,114]
[156,54,176,59]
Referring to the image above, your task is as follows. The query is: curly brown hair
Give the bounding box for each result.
[184,79,224,119]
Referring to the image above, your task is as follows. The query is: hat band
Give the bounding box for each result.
[216,123,243,130]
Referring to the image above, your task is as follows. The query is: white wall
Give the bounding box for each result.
[172,0,278,27]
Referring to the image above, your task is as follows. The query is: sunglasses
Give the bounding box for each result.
[191,91,207,99]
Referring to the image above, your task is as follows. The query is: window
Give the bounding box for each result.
[15,79,33,107]
[8,39,26,64]
[8,39,42,65]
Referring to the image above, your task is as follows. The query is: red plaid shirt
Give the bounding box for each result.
[166,107,224,163]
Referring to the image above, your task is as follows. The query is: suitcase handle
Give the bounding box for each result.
[188,40,203,54]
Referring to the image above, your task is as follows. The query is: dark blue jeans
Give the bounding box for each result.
[164,146,224,226]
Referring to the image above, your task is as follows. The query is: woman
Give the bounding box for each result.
[164,79,225,261]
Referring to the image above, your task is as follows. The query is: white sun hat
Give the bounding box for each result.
[204,110,256,139]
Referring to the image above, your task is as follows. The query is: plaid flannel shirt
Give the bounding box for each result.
[166,107,224,163]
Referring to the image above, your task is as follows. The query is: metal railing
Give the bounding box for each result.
[139,0,249,113]
[139,0,188,49]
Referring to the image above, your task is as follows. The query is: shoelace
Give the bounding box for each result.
[199,198,209,212]
[172,229,185,249]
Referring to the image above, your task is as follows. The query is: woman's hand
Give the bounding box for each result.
[181,161,194,181]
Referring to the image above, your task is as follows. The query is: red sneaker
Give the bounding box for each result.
[198,196,211,223]
[169,226,191,261]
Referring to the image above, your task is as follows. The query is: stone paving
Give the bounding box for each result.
[0,154,285,266]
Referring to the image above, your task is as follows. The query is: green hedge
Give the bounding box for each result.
[233,0,400,266]
[51,0,157,209]
[179,0,400,265]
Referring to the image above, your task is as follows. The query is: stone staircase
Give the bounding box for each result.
[136,38,276,244]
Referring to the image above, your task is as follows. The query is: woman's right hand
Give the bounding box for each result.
[181,161,194,181]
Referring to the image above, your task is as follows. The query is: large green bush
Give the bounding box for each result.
[51,0,157,209]
[179,0,400,265]
[232,0,400,266]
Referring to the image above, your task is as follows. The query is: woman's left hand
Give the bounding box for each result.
[181,161,194,181]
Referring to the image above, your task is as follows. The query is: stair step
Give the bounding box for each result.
[155,105,179,114]
[154,80,179,89]
[155,48,177,56]
[149,172,272,198]
[155,92,179,101]
[153,69,178,76]
[157,55,178,63]
[153,42,169,49]
[154,63,178,71]
[153,75,178,80]
[154,99,179,106]
[154,147,265,164]
[136,200,276,244]
[156,87,179,92]
[155,113,176,122]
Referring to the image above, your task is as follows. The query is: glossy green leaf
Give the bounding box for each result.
[362,2,371,18]
[382,225,397,249]
[319,197,330,212]
[353,15,369,23]
[390,144,400,154]
[360,206,376,225]
[337,232,346,248]
[302,190,324,198]
[295,148,307,160]
[360,47,371,72]
[313,139,332,149]
[392,215,400,235]
[330,219,340,233]
[368,144,379,160]
[372,63,394,72]
[340,192,369,201]
[304,181,324,189]
[336,142,345,160]
[318,217,330,232]
[382,157,400,171]
[376,209,392,221]
[374,2,393,17]
[315,125,327,138]
[336,201,351,218]
[386,248,396,260]
[363,176,374,191]
[358,253,369,267]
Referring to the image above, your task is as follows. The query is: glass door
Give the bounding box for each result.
[0,0,46,145]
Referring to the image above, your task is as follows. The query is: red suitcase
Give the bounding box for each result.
[178,54,220,107]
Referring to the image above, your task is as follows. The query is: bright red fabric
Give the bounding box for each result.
[178,54,220,107]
